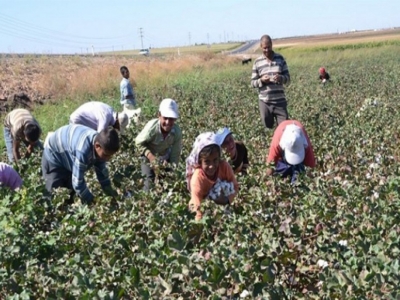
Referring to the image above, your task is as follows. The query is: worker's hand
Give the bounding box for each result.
[272,74,282,83]
[260,74,271,83]
[147,152,157,164]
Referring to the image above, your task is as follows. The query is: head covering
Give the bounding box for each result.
[117,112,129,134]
[319,67,326,74]
[159,98,179,119]
[185,132,220,190]
[215,127,232,146]
[0,163,23,191]
[279,124,308,165]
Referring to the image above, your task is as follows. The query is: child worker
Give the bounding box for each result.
[186,132,239,221]
[216,127,249,175]
[318,67,330,84]
[266,120,316,184]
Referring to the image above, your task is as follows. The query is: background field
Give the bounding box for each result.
[1,31,400,299]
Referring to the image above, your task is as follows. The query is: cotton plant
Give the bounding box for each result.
[208,179,235,201]
[355,97,380,117]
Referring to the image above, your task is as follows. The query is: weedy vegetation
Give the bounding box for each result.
[1,40,400,299]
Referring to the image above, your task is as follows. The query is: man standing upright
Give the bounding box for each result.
[251,35,290,129]
[120,66,136,110]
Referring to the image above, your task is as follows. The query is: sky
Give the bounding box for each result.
[1,0,399,54]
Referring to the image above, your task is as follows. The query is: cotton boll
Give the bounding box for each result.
[317,259,329,269]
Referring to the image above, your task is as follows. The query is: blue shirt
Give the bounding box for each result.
[120,78,136,106]
[43,124,111,203]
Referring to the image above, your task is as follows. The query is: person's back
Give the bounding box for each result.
[42,124,119,204]
[4,108,40,139]
[44,125,98,169]
[0,162,23,191]
[3,108,42,162]
[70,101,115,132]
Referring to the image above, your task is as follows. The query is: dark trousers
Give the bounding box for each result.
[140,157,156,192]
[42,155,75,204]
[258,100,288,129]
[140,156,172,192]
[274,160,305,184]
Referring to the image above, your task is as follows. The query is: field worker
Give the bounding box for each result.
[69,101,129,134]
[251,34,290,129]
[216,127,249,175]
[3,108,42,163]
[266,120,316,184]
[135,98,182,191]
[0,162,23,191]
[120,66,136,110]
[42,125,120,205]
[318,67,330,84]
[186,132,239,221]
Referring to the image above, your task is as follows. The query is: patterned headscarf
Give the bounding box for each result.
[0,163,23,191]
[185,132,220,190]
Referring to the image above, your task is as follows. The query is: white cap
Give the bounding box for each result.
[117,112,129,134]
[215,127,232,146]
[279,124,308,165]
[159,98,179,119]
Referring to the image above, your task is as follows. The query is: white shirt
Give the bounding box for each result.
[69,101,116,132]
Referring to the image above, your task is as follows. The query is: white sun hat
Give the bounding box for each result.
[117,112,129,134]
[215,127,232,146]
[159,98,179,119]
[279,124,308,165]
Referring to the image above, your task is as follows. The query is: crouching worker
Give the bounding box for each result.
[0,162,23,191]
[3,108,42,163]
[69,101,129,134]
[319,67,330,84]
[216,127,249,175]
[42,125,119,205]
[135,98,182,191]
[186,132,239,221]
[266,120,315,184]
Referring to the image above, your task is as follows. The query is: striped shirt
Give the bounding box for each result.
[69,101,117,132]
[4,108,41,140]
[135,119,182,165]
[0,163,23,191]
[251,52,290,104]
[43,124,111,203]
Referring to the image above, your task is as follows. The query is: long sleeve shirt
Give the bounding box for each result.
[0,163,23,190]
[120,78,136,106]
[189,160,239,220]
[69,101,116,132]
[43,125,111,203]
[251,52,290,105]
[135,119,182,165]
[4,108,41,141]
[267,120,316,168]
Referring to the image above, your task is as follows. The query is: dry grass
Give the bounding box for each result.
[0,53,238,105]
